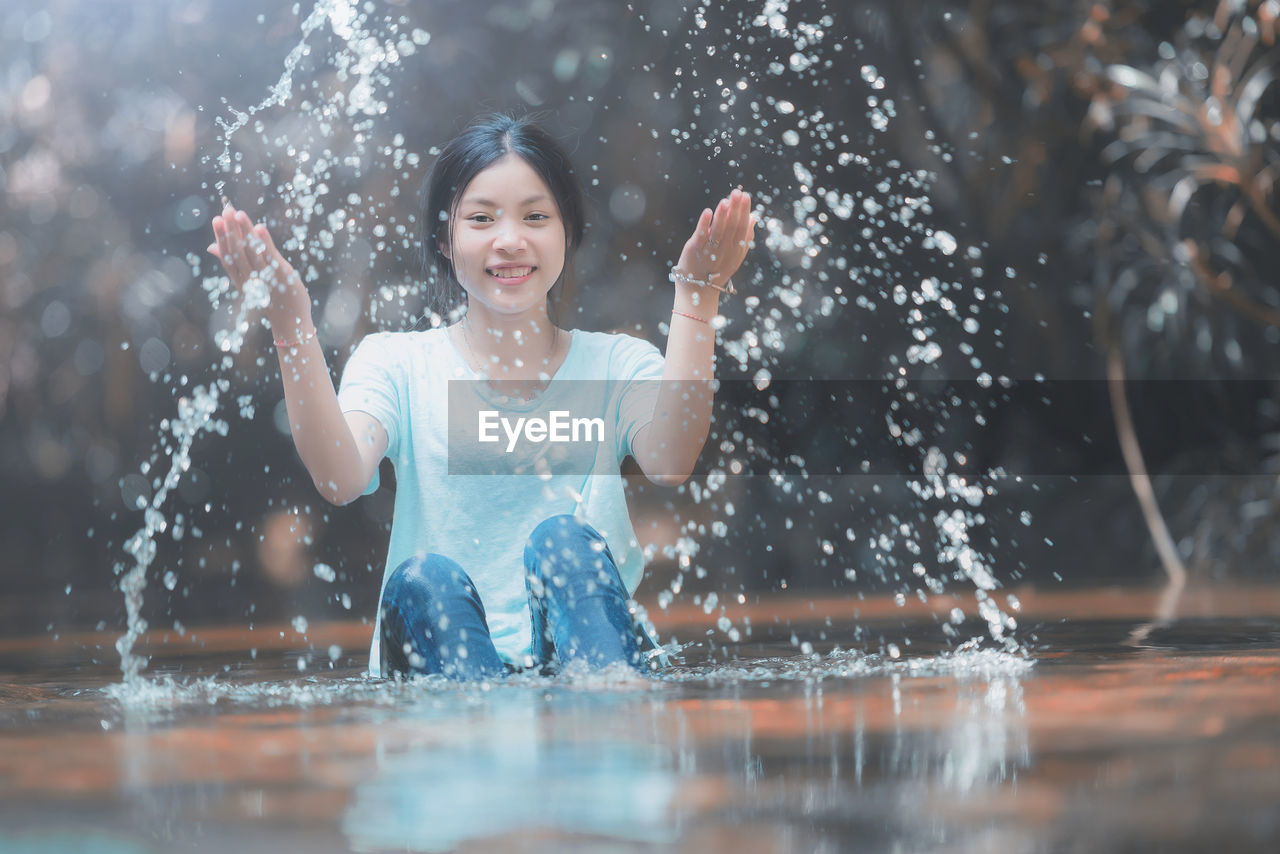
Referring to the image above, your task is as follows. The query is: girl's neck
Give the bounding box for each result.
[456,304,564,379]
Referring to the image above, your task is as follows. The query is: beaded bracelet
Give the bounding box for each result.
[669,268,737,296]
[273,327,317,349]
[672,309,709,325]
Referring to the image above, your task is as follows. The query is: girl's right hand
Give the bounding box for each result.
[207,202,313,338]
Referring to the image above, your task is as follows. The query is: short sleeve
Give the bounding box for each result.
[612,334,665,465]
[337,333,402,493]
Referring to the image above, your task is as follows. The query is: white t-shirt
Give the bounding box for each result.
[336,327,665,675]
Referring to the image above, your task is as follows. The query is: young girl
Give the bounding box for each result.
[208,113,754,680]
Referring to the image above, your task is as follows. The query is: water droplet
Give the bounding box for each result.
[931,230,957,255]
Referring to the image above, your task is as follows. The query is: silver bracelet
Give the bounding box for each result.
[669,268,737,296]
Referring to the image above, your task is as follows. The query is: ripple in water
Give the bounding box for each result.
[103,646,1031,712]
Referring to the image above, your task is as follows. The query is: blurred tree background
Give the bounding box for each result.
[1,0,1276,642]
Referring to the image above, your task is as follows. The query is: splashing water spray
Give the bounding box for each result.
[115,0,1025,691]
[115,0,420,685]
[633,1,1026,663]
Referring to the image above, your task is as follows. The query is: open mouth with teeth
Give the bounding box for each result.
[487,266,536,281]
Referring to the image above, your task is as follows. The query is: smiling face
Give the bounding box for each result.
[441,153,567,321]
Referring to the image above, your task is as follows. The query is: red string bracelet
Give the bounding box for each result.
[273,327,317,349]
[671,309,709,325]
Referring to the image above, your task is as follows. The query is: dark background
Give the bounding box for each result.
[1,0,1277,641]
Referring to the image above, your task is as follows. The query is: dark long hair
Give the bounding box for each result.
[417,112,585,326]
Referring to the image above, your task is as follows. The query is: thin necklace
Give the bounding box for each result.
[460,319,560,399]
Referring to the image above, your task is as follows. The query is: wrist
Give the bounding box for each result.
[267,311,316,341]
[272,323,318,354]
[673,283,721,316]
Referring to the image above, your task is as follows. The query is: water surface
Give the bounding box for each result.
[2,587,1277,853]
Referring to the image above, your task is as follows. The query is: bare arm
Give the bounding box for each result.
[277,339,387,505]
[210,202,385,505]
[633,189,754,486]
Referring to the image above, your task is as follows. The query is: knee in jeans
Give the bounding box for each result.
[528,514,605,554]
[526,515,618,591]
[384,553,470,606]
[527,514,594,549]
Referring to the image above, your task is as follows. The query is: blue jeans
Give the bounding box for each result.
[378,515,645,680]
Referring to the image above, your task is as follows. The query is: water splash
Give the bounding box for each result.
[633,2,1027,656]
[660,645,1031,686]
[116,382,229,683]
[211,2,332,201]
[119,0,1031,690]
[102,645,1029,711]
[117,0,414,685]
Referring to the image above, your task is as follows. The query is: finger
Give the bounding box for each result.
[735,197,754,253]
[684,208,709,254]
[731,191,755,243]
[678,239,699,270]
[675,210,708,274]
[221,212,243,278]
[254,222,276,257]
[252,224,285,287]
[224,207,253,283]
[243,221,269,278]
[213,216,234,271]
[235,209,255,244]
[711,193,742,265]
[725,190,748,251]
[238,211,263,253]
[247,222,282,289]
[258,224,302,291]
[218,204,238,253]
[710,194,752,281]
[226,205,245,241]
[258,224,291,278]
[708,197,732,251]
[257,223,276,251]
[224,201,240,241]
[235,209,268,280]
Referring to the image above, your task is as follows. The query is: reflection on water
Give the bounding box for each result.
[335,658,1030,851]
[75,649,1032,852]
[2,612,1279,852]
[935,674,1028,792]
[341,693,685,850]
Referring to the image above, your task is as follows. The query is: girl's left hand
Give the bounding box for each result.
[675,188,756,292]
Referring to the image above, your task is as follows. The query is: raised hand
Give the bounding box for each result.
[674,188,755,294]
[207,201,313,339]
